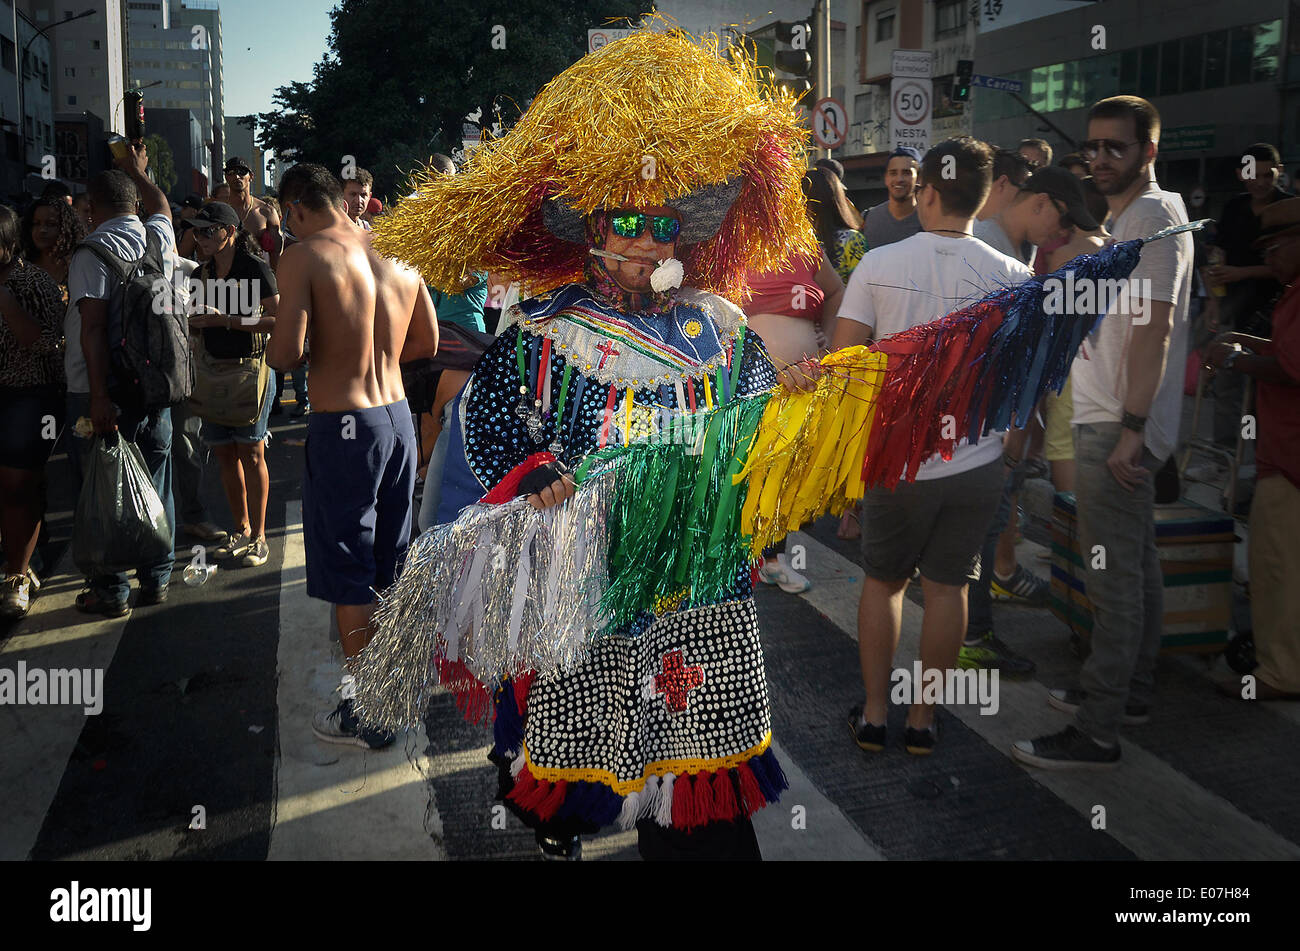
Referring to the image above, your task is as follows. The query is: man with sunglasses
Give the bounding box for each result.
[222,156,282,270]
[1013,95,1194,771]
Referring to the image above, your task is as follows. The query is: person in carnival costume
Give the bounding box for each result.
[365,26,818,860]
[355,27,1206,862]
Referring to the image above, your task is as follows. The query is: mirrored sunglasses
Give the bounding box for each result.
[610,212,681,243]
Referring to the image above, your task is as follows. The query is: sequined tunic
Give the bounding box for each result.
[435,282,788,829]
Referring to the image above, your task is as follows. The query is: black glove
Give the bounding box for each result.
[516,460,572,497]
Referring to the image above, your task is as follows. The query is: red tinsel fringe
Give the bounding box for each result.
[436,657,492,725]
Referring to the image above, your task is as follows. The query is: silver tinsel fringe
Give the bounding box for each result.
[352,465,618,731]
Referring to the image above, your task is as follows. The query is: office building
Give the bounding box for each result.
[127,0,223,176]
[29,0,128,135]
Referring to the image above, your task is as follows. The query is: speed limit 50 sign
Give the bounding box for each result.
[890,49,932,153]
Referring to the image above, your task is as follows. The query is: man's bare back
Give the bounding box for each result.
[267,217,437,412]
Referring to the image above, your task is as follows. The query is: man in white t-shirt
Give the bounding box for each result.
[832,137,1033,756]
[1013,96,1193,771]
[65,143,179,618]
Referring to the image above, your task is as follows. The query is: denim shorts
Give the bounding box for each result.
[202,374,277,446]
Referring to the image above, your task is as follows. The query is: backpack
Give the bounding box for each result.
[78,228,193,410]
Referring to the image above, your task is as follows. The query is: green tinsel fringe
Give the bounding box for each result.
[575,394,771,631]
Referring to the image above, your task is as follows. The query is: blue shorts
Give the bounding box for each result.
[302,400,417,605]
[203,374,278,446]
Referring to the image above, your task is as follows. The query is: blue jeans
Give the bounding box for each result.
[67,393,176,602]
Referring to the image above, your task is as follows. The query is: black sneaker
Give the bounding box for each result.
[1011,725,1121,770]
[537,833,582,861]
[991,564,1050,605]
[136,584,169,606]
[312,698,396,750]
[75,589,130,618]
[904,719,938,756]
[959,631,1036,678]
[1046,688,1149,725]
[847,704,886,752]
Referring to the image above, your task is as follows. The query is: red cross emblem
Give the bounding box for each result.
[596,339,621,370]
[654,649,704,713]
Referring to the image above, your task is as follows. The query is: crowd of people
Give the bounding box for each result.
[0,31,1296,863]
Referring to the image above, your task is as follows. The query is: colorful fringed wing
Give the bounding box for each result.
[353,223,1206,731]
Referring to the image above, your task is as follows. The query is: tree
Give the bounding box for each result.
[256,0,649,200]
[144,133,177,195]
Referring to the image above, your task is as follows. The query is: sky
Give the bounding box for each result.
[219,0,336,120]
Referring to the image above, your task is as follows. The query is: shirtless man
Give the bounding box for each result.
[222,156,282,269]
[267,163,438,749]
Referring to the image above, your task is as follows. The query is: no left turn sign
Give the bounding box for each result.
[812,97,847,150]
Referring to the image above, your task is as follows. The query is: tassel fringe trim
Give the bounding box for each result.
[506,747,788,832]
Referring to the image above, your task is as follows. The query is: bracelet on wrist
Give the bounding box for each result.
[1121,411,1146,432]
[1003,452,1021,469]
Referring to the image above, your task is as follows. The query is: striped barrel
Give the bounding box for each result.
[1049,492,1236,654]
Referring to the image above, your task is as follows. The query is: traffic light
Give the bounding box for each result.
[953,59,973,102]
[773,21,812,99]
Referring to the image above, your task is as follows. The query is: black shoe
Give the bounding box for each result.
[136,584,169,606]
[1046,688,1149,725]
[536,833,582,861]
[312,698,396,750]
[847,704,886,752]
[1011,725,1121,770]
[959,631,1036,678]
[75,589,130,618]
[904,719,938,756]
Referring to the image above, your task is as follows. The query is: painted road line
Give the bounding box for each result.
[752,737,885,860]
[0,560,128,860]
[789,529,1300,860]
[267,500,443,861]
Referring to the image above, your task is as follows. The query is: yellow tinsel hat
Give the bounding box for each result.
[373,25,818,301]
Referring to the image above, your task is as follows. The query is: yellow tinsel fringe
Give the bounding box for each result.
[372,24,816,298]
[737,347,888,554]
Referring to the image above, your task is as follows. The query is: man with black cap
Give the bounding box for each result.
[974,165,1098,267]
[222,156,281,269]
[963,168,1103,681]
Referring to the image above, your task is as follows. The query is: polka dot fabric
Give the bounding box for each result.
[523,599,771,783]
[461,312,778,494]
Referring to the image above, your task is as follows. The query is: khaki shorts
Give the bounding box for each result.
[1044,375,1074,462]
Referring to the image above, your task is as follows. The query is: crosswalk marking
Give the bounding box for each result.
[266,501,443,861]
[0,563,129,861]
[781,529,1300,860]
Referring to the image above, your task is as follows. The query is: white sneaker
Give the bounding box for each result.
[1,573,31,618]
[758,554,812,594]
